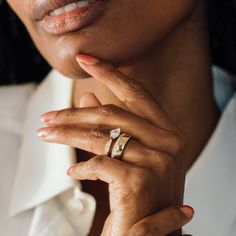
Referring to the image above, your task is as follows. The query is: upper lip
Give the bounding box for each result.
[33,0,83,21]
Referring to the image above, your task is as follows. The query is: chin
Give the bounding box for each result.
[56,60,93,80]
[47,47,94,80]
[40,27,142,80]
[48,48,117,80]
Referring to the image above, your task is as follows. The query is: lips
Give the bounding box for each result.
[33,0,109,35]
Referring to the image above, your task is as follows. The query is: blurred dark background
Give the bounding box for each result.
[0,0,236,85]
[208,0,236,75]
[0,1,50,85]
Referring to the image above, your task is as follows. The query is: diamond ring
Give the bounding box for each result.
[104,128,121,156]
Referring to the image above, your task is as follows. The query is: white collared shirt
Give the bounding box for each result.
[0,68,235,236]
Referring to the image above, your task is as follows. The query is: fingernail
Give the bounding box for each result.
[37,128,52,138]
[180,205,194,219]
[76,54,100,66]
[67,165,77,175]
[41,111,58,123]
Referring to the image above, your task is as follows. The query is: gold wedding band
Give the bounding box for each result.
[105,128,132,160]
[111,133,131,160]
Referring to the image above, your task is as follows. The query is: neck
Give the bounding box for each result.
[73,3,220,169]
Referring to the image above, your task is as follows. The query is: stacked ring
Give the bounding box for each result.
[111,133,131,160]
[104,128,131,160]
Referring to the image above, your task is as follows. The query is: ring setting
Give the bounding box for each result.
[110,128,121,139]
[104,128,121,156]
[104,128,131,160]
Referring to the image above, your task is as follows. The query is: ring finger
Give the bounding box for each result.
[41,106,180,155]
[37,126,153,165]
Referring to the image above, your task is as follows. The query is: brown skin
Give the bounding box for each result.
[75,92,195,236]
[7,0,218,234]
[127,205,194,236]
[39,55,190,235]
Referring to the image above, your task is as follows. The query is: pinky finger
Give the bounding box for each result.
[127,205,194,236]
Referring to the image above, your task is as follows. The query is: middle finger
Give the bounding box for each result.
[41,105,179,154]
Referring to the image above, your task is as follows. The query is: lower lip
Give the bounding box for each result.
[40,0,109,35]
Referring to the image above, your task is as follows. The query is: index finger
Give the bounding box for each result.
[76,54,178,131]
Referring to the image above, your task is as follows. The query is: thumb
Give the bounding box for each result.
[79,92,102,108]
[127,205,194,236]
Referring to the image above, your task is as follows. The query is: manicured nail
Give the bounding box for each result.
[180,205,194,219]
[37,127,52,138]
[76,54,100,66]
[41,111,58,123]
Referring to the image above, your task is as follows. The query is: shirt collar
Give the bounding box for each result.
[184,68,236,234]
[9,70,77,216]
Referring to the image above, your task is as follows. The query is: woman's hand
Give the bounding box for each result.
[38,54,189,235]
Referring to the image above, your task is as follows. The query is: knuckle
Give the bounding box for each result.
[129,222,161,236]
[116,187,131,206]
[149,150,174,174]
[163,130,189,156]
[115,168,152,205]
[130,168,154,193]
[180,132,189,149]
[171,132,189,155]
[97,104,121,117]
[116,167,133,187]
[159,153,174,173]
[86,155,109,172]
[87,128,106,140]
[53,108,73,122]
[124,79,152,101]
[125,79,143,93]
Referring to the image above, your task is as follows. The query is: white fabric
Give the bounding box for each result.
[0,72,96,236]
[28,188,96,236]
[183,67,236,236]
[0,68,235,235]
[0,84,35,236]
[183,95,236,235]
[9,71,76,216]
